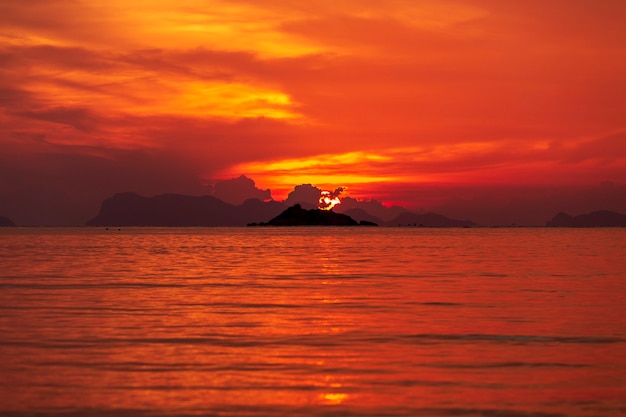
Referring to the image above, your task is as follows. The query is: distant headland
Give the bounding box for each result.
[0,216,16,227]
[546,210,626,227]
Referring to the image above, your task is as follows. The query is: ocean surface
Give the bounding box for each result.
[1,227,625,417]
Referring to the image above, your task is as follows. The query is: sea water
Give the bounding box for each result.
[0,227,625,416]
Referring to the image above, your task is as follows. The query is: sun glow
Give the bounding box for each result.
[319,191,341,210]
[318,187,345,210]
[227,151,399,196]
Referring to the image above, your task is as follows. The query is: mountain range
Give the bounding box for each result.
[77,192,626,228]
[86,192,284,227]
[86,192,476,227]
[546,210,626,227]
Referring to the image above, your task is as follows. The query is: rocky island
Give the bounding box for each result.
[250,204,377,226]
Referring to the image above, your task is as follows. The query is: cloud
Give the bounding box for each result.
[212,175,271,205]
[12,106,98,132]
[283,184,322,208]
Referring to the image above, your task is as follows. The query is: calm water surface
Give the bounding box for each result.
[0,227,625,416]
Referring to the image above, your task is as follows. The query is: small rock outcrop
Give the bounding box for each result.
[253,204,374,226]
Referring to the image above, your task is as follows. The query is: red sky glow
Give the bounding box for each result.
[1,0,626,225]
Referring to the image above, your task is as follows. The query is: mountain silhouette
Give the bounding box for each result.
[86,192,286,226]
[336,197,409,222]
[546,210,626,227]
[85,192,484,227]
[86,192,626,227]
[0,216,16,227]
[251,204,375,226]
[237,198,288,225]
[341,208,385,225]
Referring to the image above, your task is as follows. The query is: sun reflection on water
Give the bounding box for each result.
[318,375,349,405]
[321,392,348,405]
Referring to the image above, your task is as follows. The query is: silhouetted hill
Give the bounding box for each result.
[387,211,475,227]
[86,192,286,226]
[253,204,373,226]
[0,216,16,227]
[342,208,384,225]
[336,197,409,222]
[547,210,626,227]
[237,198,287,225]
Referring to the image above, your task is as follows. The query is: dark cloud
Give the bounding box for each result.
[0,86,34,107]
[1,44,113,71]
[213,175,271,205]
[12,106,98,132]
[283,184,322,208]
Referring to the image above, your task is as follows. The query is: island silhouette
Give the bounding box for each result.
[249,204,376,226]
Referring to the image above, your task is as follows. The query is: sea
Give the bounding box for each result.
[0,227,625,417]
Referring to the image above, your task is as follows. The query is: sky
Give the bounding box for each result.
[1,0,626,225]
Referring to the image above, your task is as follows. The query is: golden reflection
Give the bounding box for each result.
[318,375,349,405]
[3,229,626,413]
[321,392,348,405]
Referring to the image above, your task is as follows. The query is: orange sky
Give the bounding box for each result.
[1,0,626,224]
